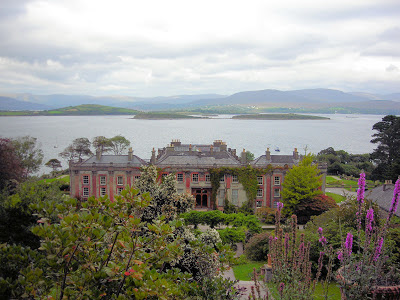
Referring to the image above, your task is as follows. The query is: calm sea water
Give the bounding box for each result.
[0,114,385,174]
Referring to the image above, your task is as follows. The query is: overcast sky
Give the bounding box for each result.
[0,0,399,97]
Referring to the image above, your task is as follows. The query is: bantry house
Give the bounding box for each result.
[69,140,327,210]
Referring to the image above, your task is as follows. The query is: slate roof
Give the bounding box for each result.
[251,154,299,167]
[78,155,147,167]
[366,184,400,217]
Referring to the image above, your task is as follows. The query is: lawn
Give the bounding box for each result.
[39,175,69,184]
[326,192,346,203]
[232,261,266,281]
[326,176,377,191]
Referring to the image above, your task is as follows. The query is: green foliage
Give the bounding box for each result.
[223,198,237,214]
[245,150,255,162]
[59,137,92,161]
[244,231,271,261]
[281,154,322,216]
[370,115,400,181]
[11,136,44,175]
[218,227,246,245]
[255,207,276,224]
[0,138,24,190]
[110,135,130,155]
[232,261,266,281]
[295,194,338,224]
[92,135,113,153]
[45,158,62,171]
[203,210,226,228]
[317,147,374,178]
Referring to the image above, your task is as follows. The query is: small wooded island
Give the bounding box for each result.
[232,113,330,120]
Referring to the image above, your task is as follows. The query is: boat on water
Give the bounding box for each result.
[275,147,280,152]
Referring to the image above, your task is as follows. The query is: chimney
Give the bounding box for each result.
[210,145,213,153]
[96,148,102,160]
[220,141,227,151]
[241,148,247,165]
[128,147,133,161]
[189,144,192,153]
[150,148,156,164]
[266,148,271,161]
[293,148,299,160]
[232,149,237,158]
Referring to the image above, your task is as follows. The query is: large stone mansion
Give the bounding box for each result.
[69,140,327,210]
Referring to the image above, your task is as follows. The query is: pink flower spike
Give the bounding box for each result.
[345,232,353,256]
[318,227,323,235]
[357,173,366,203]
[337,251,343,261]
[366,208,374,232]
[277,202,284,211]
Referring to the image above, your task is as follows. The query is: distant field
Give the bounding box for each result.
[326,176,378,191]
[326,192,346,203]
[0,104,140,116]
[38,176,70,184]
[232,113,330,120]
[133,112,206,119]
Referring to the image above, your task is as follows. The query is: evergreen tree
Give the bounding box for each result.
[281,154,322,216]
[370,115,400,181]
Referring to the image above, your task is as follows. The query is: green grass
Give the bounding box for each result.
[39,176,69,184]
[232,261,266,281]
[326,192,346,203]
[326,176,378,192]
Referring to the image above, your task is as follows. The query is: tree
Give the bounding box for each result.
[110,135,130,155]
[0,138,24,190]
[92,136,113,153]
[246,150,255,162]
[370,115,400,181]
[45,158,62,172]
[59,137,92,161]
[281,154,322,216]
[11,136,43,175]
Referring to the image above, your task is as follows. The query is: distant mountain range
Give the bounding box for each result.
[1,89,400,114]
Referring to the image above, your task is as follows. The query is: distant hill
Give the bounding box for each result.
[0,96,51,111]
[0,104,140,116]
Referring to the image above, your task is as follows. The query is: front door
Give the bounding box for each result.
[193,188,210,208]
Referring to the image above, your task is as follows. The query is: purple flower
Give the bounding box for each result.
[389,179,400,219]
[366,208,374,233]
[279,282,285,294]
[318,227,323,236]
[277,202,284,211]
[337,251,343,261]
[357,173,366,203]
[345,232,353,256]
[374,237,384,262]
[319,236,327,246]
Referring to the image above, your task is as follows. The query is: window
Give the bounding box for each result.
[100,187,106,196]
[220,175,225,183]
[218,189,225,206]
[257,176,263,185]
[274,176,281,186]
[100,176,106,185]
[83,187,89,197]
[205,174,210,182]
[232,175,238,183]
[256,200,262,207]
[117,187,123,195]
[257,189,263,198]
[192,173,199,182]
[274,188,280,197]
[117,176,123,185]
[232,189,238,205]
[83,175,89,185]
[177,173,184,182]
[273,201,278,208]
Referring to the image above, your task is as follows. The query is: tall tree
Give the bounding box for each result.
[110,135,130,155]
[45,158,62,172]
[370,115,400,181]
[0,138,24,190]
[11,136,44,176]
[92,136,113,153]
[281,154,322,216]
[59,137,92,161]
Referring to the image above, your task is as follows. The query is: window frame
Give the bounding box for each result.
[257,176,263,185]
[274,176,281,186]
[232,174,238,183]
[177,173,184,182]
[100,176,106,185]
[83,187,89,197]
[192,173,199,183]
[83,175,89,185]
[100,187,106,196]
[274,188,281,198]
[256,188,263,198]
[205,174,211,182]
[117,176,123,185]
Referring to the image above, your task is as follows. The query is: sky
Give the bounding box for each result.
[0,0,399,97]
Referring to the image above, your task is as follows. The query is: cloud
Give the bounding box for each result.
[0,0,399,96]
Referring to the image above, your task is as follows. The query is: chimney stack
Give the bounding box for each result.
[210,145,213,153]
[241,148,247,165]
[96,148,102,160]
[266,148,271,161]
[150,148,156,164]
[293,148,299,160]
[128,147,133,161]
[189,144,192,153]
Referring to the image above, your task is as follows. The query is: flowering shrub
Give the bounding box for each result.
[199,228,222,248]
[337,174,400,299]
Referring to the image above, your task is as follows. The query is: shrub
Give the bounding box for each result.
[244,231,271,261]
[218,227,246,245]
[256,207,276,224]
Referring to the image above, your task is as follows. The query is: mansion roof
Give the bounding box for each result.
[75,154,147,168]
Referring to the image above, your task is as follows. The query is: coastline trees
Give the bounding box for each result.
[11,136,43,176]
[110,135,130,155]
[59,137,92,161]
[0,138,24,189]
[370,115,400,181]
[45,158,62,172]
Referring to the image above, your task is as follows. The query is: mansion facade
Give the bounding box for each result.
[69,140,327,210]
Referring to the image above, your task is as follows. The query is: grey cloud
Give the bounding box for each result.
[386,64,399,72]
